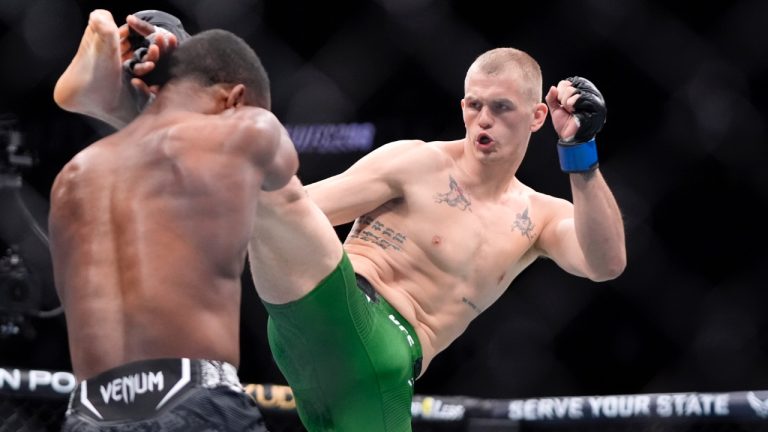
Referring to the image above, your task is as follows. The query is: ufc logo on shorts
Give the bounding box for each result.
[388,314,415,347]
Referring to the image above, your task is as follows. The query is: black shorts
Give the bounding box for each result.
[61,358,267,432]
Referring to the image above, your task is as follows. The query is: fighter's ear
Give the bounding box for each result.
[226,84,246,108]
[530,101,548,132]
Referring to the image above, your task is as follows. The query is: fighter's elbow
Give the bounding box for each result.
[589,254,627,282]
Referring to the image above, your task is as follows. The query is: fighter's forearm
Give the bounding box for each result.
[569,169,626,281]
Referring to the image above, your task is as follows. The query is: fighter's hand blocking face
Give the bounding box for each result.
[122,10,189,97]
[123,11,190,74]
[545,76,607,173]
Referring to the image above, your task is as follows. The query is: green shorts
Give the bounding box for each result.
[262,252,422,432]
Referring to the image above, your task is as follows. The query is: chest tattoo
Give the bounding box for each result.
[433,175,471,211]
[349,215,407,252]
[512,207,535,240]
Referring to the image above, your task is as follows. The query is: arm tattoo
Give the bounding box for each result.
[512,207,535,240]
[433,175,472,211]
[462,297,482,314]
[349,216,407,251]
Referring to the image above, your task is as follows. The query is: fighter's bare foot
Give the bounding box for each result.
[53,9,134,127]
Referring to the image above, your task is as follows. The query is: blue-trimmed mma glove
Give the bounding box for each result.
[556,76,606,173]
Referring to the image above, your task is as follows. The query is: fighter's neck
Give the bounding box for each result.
[453,144,522,199]
[146,83,221,116]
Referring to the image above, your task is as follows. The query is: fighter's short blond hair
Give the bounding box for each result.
[465,47,543,103]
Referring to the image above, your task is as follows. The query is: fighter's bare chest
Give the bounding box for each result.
[355,175,539,273]
[423,200,534,268]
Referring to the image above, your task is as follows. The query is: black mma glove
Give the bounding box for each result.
[124,10,191,86]
[557,76,607,173]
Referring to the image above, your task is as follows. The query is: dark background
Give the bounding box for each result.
[1,0,767,407]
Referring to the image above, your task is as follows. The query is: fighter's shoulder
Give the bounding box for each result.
[169,107,273,130]
[524,184,573,218]
[218,107,278,132]
[162,109,282,158]
[378,138,443,150]
[373,139,450,164]
[189,108,280,143]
